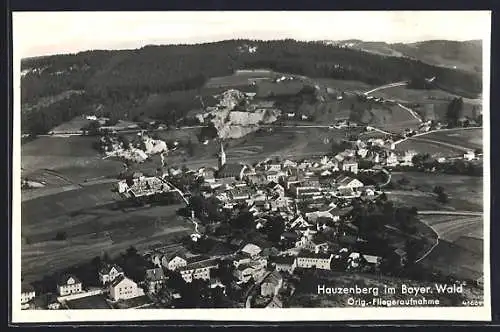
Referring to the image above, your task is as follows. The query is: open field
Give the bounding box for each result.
[453,235,483,254]
[369,86,481,122]
[418,239,483,281]
[22,183,120,224]
[314,78,373,93]
[205,70,277,88]
[419,128,482,150]
[370,85,482,105]
[65,294,112,309]
[390,172,483,212]
[367,105,422,132]
[22,136,123,185]
[166,127,354,168]
[50,116,92,133]
[22,193,190,283]
[419,215,483,242]
[394,138,466,156]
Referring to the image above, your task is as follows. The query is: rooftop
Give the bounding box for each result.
[271,255,296,265]
[298,252,333,260]
[145,267,166,282]
[129,177,170,197]
[58,274,81,286]
[99,264,124,275]
[241,243,262,256]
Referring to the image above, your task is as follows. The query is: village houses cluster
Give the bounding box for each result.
[22,119,481,309]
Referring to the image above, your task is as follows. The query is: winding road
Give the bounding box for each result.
[364,81,409,95]
[162,179,200,234]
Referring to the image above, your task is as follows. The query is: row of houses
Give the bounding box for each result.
[21,264,167,310]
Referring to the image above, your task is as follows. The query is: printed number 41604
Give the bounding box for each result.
[462,300,483,306]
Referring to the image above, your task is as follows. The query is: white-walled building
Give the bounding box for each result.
[296,253,333,270]
[99,264,125,285]
[163,255,188,271]
[109,276,144,301]
[57,275,82,297]
[21,284,36,308]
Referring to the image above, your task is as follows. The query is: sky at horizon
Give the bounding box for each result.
[13,11,491,58]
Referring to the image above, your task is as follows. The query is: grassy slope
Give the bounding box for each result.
[389,172,483,212]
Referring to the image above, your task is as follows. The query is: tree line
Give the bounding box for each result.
[21,39,482,135]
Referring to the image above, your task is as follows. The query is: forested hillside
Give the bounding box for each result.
[21,39,482,135]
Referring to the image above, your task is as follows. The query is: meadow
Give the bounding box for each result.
[21,191,190,283]
[390,172,483,212]
[418,239,483,282]
[394,138,467,156]
[419,215,483,243]
[21,136,124,185]
[369,86,481,122]
[420,128,482,150]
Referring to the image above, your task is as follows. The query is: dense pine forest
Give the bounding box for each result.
[21,39,482,135]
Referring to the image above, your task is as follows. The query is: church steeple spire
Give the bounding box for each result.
[218,141,226,169]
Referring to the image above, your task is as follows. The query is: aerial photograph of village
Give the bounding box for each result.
[18,11,486,312]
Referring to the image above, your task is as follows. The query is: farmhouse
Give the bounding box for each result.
[99,264,125,285]
[399,150,418,166]
[57,274,82,297]
[464,150,476,161]
[109,275,144,301]
[340,158,359,174]
[335,175,364,190]
[162,253,188,271]
[385,152,399,167]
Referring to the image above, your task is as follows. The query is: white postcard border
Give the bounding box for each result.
[11,10,493,323]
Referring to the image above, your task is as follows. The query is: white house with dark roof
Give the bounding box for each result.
[335,175,364,190]
[266,162,282,172]
[162,254,188,271]
[99,264,125,285]
[57,274,82,297]
[109,275,144,301]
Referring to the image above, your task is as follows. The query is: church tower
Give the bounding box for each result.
[218,141,226,170]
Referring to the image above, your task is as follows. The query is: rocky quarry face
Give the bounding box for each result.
[201,89,281,139]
